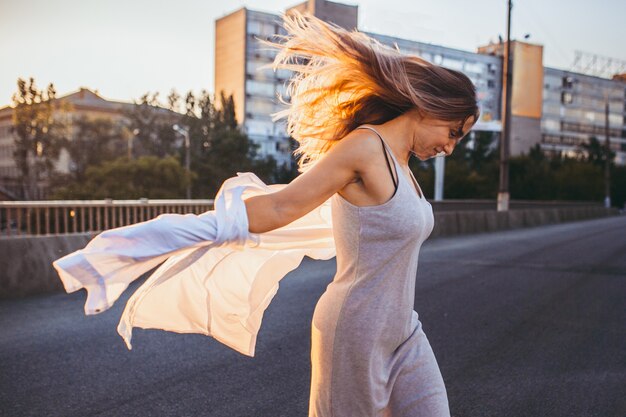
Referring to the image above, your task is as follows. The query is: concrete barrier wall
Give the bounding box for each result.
[430,206,618,238]
[1,234,92,298]
[0,207,619,299]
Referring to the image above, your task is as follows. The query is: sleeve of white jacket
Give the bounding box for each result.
[52,174,257,315]
[52,172,336,357]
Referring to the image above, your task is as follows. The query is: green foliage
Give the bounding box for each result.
[611,165,626,209]
[45,87,285,199]
[10,77,67,198]
[176,90,279,197]
[409,134,625,208]
[509,144,554,200]
[427,131,499,199]
[124,92,181,158]
[63,116,126,181]
[580,136,615,167]
[50,156,192,199]
[552,159,604,201]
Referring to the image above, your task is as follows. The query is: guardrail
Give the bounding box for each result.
[429,199,606,212]
[0,199,213,237]
[0,198,608,238]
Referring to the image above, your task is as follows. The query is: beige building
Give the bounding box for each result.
[215,0,501,166]
[0,87,176,199]
[478,40,545,156]
[214,0,359,166]
[478,40,626,164]
[216,0,626,166]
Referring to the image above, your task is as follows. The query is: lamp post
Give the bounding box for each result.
[173,124,191,199]
[129,128,139,160]
[498,0,513,212]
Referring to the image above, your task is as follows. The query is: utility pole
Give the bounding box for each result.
[604,91,611,208]
[498,0,513,212]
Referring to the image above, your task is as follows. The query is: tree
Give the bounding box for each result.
[177,90,278,198]
[166,89,181,113]
[124,92,181,158]
[579,136,615,167]
[611,165,626,209]
[509,144,554,200]
[10,77,67,198]
[62,116,126,182]
[436,132,498,199]
[553,158,603,201]
[50,156,193,199]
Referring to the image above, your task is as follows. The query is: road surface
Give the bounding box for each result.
[1,216,625,416]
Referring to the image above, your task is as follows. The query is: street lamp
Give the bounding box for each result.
[173,124,191,199]
[128,128,139,160]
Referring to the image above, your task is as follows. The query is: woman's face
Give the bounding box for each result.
[410,114,476,161]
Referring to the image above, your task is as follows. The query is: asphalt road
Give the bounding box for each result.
[1,216,625,417]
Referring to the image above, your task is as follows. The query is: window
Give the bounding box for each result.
[543,102,561,116]
[464,62,484,74]
[487,80,495,89]
[247,19,276,37]
[563,108,582,119]
[246,60,274,80]
[246,97,275,115]
[442,57,463,71]
[274,68,292,81]
[246,80,275,98]
[542,119,560,131]
[247,20,261,36]
[609,114,622,126]
[420,53,432,63]
[245,120,274,136]
[562,76,574,89]
[561,91,573,104]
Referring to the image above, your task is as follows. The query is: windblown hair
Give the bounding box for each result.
[261,12,480,172]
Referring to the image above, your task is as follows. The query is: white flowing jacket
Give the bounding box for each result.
[52,172,336,357]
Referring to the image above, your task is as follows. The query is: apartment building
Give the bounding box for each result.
[215,0,626,166]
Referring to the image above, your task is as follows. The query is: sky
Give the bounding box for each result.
[1,0,625,107]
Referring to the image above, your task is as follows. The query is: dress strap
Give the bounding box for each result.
[356,126,398,192]
[356,125,425,200]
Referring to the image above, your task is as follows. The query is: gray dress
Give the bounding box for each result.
[309,126,450,417]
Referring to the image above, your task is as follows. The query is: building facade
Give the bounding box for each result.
[478,40,626,164]
[215,1,360,167]
[0,87,177,199]
[215,0,501,166]
[367,32,503,134]
[215,0,626,166]
[541,68,626,164]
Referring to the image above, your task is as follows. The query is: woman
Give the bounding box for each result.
[53,10,478,417]
[244,12,479,417]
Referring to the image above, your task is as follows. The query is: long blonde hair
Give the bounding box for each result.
[261,11,479,172]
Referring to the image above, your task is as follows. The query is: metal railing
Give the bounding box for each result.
[0,198,608,238]
[0,199,213,238]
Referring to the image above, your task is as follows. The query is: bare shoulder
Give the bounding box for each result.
[245,126,386,233]
[266,127,382,211]
[326,126,385,173]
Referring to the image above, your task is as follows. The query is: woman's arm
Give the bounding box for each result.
[245,133,366,234]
